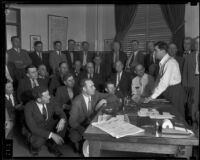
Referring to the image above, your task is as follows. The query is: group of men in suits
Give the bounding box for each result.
[5,35,199,156]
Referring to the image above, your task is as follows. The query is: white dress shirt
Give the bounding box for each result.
[132,73,155,97]
[82,94,91,112]
[6,94,15,106]
[151,54,181,99]
[195,51,199,74]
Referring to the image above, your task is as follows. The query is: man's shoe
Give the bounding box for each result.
[47,145,63,157]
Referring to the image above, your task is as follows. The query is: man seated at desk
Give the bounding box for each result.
[144,41,186,118]
[68,78,108,155]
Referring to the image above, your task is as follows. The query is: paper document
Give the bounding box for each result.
[92,117,144,138]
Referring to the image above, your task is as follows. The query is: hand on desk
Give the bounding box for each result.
[143,97,153,103]
[96,99,107,110]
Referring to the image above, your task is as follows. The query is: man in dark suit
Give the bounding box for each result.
[125,40,145,75]
[183,37,199,123]
[69,78,108,154]
[6,52,19,90]
[49,41,67,74]
[38,64,50,87]
[79,41,95,68]
[24,86,67,156]
[183,37,193,57]
[105,41,127,76]
[80,62,104,92]
[17,65,47,105]
[5,81,22,139]
[64,39,79,71]
[93,54,107,81]
[49,61,69,96]
[109,60,132,98]
[168,43,184,76]
[7,36,32,79]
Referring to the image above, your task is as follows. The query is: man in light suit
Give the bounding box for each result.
[49,41,67,74]
[183,37,199,123]
[24,86,67,156]
[69,79,108,155]
[7,36,32,79]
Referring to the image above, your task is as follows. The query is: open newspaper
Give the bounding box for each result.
[92,116,144,138]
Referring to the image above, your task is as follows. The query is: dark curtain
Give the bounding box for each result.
[160,4,185,54]
[114,5,138,42]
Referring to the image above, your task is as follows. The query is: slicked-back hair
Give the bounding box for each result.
[131,40,139,44]
[62,73,74,82]
[34,41,43,47]
[54,40,62,46]
[68,39,75,43]
[81,41,89,46]
[32,86,48,100]
[80,78,90,91]
[11,36,19,42]
[25,64,37,73]
[154,41,168,52]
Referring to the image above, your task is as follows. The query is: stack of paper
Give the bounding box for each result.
[92,116,144,138]
[149,112,175,119]
[138,108,159,117]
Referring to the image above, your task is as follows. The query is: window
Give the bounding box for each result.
[122,4,172,53]
[6,8,21,50]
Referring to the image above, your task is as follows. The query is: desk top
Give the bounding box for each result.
[84,102,199,146]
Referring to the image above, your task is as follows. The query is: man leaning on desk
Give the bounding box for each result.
[144,41,186,118]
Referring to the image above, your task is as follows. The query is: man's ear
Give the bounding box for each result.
[105,88,108,93]
[37,98,42,103]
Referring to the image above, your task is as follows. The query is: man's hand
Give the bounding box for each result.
[143,97,153,103]
[56,119,66,132]
[5,120,13,129]
[96,99,107,110]
[51,133,64,145]
[15,103,23,109]
[62,104,71,110]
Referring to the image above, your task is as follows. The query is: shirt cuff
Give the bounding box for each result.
[150,93,158,99]
[60,118,66,124]
[48,132,53,139]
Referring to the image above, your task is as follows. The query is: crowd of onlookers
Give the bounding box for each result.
[5,35,199,156]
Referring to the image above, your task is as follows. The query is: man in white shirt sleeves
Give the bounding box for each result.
[131,64,155,102]
[144,41,186,118]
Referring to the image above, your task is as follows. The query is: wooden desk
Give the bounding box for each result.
[84,102,199,159]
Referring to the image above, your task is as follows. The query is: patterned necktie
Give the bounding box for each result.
[42,104,47,120]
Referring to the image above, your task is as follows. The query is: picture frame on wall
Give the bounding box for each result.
[104,39,113,51]
[30,35,41,51]
[48,14,68,51]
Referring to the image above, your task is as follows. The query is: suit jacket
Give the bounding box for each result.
[175,55,184,77]
[144,53,154,72]
[94,63,107,81]
[64,51,79,70]
[49,51,67,74]
[29,51,46,67]
[106,51,127,75]
[78,51,95,66]
[55,86,79,109]
[69,92,108,133]
[24,100,66,139]
[182,52,198,87]
[6,62,19,90]
[49,73,65,96]
[129,50,145,68]
[7,48,32,69]
[17,76,47,104]
[5,93,18,120]
[109,71,132,97]
[80,72,104,92]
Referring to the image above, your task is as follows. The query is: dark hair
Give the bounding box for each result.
[34,41,42,47]
[62,73,74,82]
[131,40,139,44]
[154,41,168,52]
[105,81,115,87]
[80,78,91,91]
[112,41,121,48]
[54,41,61,46]
[11,36,19,42]
[59,61,68,68]
[68,39,75,43]
[81,41,89,46]
[32,86,48,100]
[26,64,37,73]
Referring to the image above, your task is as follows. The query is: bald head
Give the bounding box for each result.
[134,64,145,77]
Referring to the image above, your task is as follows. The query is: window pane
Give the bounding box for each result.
[6,25,17,50]
[6,9,17,23]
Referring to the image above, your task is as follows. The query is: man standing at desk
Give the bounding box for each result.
[144,41,186,118]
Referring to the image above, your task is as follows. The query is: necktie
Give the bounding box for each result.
[95,65,99,74]
[42,104,47,120]
[116,73,121,86]
[32,79,39,88]
[87,97,92,115]
[83,53,87,66]
[70,52,74,63]
[39,52,42,59]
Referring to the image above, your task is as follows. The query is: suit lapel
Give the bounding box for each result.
[81,95,88,116]
[33,102,45,121]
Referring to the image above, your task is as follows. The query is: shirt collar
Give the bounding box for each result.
[82,94,91,101]
[159,54,170,66]
[5,94,13,99]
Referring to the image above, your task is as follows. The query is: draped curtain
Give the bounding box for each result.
[114,5,138,42]
[160,4,185,54]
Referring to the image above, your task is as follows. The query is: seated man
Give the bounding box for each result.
[69,79,107,154]
[38,64,50,87]
[24,86,67,157]
[17,65,47,105]
[55,73,79,118]
[105,81,123,100]
[49,61,69,96]
[131,64,155,102]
